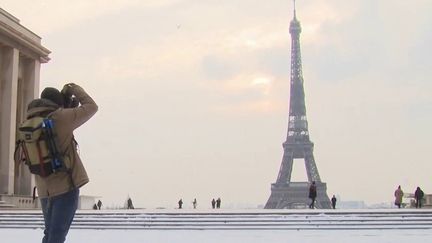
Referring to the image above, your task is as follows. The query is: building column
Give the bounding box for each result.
[0,46,19,195]
[14,58,39,196]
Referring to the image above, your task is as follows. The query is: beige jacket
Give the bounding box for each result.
[26,84,98,198]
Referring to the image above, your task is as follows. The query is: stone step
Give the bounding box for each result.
[0,200,15,208]
[1,210,432,230]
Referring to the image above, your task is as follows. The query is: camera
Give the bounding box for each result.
[63,94,79,108]
[61,84,79,108]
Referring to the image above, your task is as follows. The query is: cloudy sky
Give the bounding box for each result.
[3,0,432,208]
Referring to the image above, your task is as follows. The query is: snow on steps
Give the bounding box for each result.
[1,209,432,230]
[0,201,14,209]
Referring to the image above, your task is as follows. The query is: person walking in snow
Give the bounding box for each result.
[211,198,216,209]
[308,181,317,209]
[216,198,221,209]
[178,199,183,209]
[97,200,103,210]
[192,198,197,209]
[414,187,424,208]
[331,195,337,209]
[127,197,134,209]
[394,185,404,208]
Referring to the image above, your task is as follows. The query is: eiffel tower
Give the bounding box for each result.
[265,1,331,209]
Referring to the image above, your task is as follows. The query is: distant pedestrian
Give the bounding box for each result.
[394,186,404,208]
[178,199,183,209]
[216,198,221,209]
[127,197,134,209]
[97,200,103,210]
[211,198,216,209]
[192,198,197,209]
[93,203,98,210]
[331,195,337,209]
[414,187,424,208]
[309,181,317,209]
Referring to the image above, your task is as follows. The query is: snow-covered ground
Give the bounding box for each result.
[2,228,432,243]
[1,209,432,242]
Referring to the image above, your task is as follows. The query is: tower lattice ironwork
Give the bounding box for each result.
[265,2,331,209]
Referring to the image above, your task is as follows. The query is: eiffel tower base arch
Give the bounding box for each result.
[265,182,331,209]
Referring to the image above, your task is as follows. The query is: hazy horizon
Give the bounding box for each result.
[2,0,432,208]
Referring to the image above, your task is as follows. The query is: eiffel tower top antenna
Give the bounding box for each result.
[293,0,297,19]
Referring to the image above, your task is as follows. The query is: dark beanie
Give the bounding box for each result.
[41,87,64,107]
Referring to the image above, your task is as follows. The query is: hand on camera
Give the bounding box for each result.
[61,83,79,108]
[61,83,76,96]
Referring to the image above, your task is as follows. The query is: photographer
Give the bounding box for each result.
[26,83,98,243]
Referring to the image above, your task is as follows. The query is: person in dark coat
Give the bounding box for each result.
[192,198,197,209]
[97,200,103,210]
[414,187,424,208]
[211,198,216,209]
[331,195,337,209]
[178,199,183,209]
[127,197,134,209]
[308,181,317,209]
[216,198,221,209]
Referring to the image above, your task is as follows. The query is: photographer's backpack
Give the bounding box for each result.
[15,116,65,177]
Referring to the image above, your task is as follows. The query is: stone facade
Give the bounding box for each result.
[0,8,50,207]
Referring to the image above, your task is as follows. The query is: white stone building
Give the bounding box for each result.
[0,8,50,208]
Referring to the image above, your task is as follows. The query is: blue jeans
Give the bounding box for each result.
[40,188,79,243]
